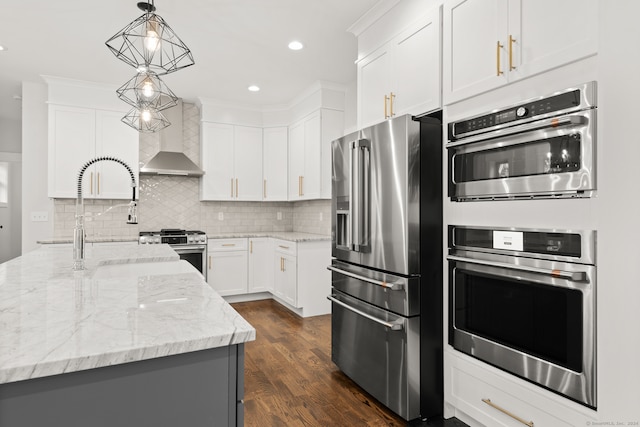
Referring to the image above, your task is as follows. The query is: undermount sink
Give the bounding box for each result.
[91,260,197,280]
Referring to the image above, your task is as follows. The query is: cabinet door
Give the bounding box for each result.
[509,0,598,81]
[48,105,96,198]
[391,8,442,117]
[263,127,288,201]
[357,45,393,128]
[288,120,305,201]
[443,0,508,104]
[273,252,297,306]
[302,112,321,199]
[234,126,263,201]
[200,122,235,200]
[248,238,273,293]
[207,251,248,296]
[94,110,139,200]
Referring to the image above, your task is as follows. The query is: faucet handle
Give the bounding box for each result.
[127,201,138,224]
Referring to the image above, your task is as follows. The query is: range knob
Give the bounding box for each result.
[516,107,528,117]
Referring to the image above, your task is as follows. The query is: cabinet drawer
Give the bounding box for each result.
[208,238,248,252]
[451,364,573,427]
[272,239,296,255]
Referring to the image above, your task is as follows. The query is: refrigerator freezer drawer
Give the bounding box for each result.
[329,290,420,421]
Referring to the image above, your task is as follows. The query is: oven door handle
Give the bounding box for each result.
[447,115,587,148]
[327,265,403,290]
[327,295,404,331]
[447,255,588,282]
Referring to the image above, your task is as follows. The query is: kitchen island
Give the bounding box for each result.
[0,244,255,427]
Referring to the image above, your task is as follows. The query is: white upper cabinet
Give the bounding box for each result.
[288,109,344,201]
[200,122,263,201]
[48,104,139,199]
[443,0,598,104]
[357,7,442,128]
[262,127,288,201]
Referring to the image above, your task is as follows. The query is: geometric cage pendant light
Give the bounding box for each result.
[105,1,195,75]
[116,70,178,111]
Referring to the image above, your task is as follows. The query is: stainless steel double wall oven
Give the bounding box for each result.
[329,113,443,421]
[446,82,599,409]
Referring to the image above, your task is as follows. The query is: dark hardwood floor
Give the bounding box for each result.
[232,299,468,427]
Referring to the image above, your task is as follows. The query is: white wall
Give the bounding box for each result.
[0,116,23,261]
[0,117,21,153]
[21,81,53,253]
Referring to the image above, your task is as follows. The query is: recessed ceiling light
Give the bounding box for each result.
[0,45,7,51]
[288,41,303,51]
[248,85,260,92]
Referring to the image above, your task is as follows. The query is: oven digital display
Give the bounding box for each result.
[495,110,516,124]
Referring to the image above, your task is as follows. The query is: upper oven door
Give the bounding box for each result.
[448,109,595,201]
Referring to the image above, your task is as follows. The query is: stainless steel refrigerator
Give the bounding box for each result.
[328,113,443,421]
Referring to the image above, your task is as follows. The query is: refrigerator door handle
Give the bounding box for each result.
[327,265,404,290]
[351,139,370,252]
[327,295,404,330]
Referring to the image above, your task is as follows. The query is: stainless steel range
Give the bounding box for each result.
[139,229,208,279]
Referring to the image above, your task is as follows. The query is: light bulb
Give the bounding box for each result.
[144,19,160,52]
[141,109,152,122]
[141,79,155,99]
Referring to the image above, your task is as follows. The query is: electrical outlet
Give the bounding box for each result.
[218,212,224,221]
[319,212,323,221]
[277,212,282,220]
[31,211,48,222]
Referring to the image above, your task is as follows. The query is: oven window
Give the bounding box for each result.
[454,269,583,372]
[179,251,204,274]
[454,134,581,183]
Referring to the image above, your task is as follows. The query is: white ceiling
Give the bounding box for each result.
[0,0,380,122]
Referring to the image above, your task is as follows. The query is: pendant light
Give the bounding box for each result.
[121,106,170,133]
[116,69,178,111]
[105,1,195,75]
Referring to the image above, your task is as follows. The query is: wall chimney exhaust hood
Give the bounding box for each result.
[140,99,204,176]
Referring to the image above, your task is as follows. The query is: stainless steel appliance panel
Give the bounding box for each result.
[329,290,420,420]
[331,115,422,276]
[329,260,420,317]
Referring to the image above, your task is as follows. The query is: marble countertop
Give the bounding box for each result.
[0,244,256,385]
[206,231,330,242]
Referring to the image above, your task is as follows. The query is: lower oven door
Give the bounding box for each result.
[449,253,596,407]
[171,244,207,280]
[328,290,420,420]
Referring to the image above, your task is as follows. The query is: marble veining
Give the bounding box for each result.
[0,244,255,384]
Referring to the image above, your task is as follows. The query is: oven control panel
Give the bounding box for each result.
[139,231,207,245]
[448,88,583,140]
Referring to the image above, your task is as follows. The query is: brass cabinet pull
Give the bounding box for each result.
[384,94,389,119]
[280,257,283,271]
[90,172,94,195]
[250,241,253,254]
[482,399,534,427]
[282,257,286,272]
[298,176,302,196]
[236,178,239,198]
[496,41,504,76]
[389,92,395,117]
[279,245,290,249]
[509,35,516,70]
[263,179,267,199]
[222,243,236,247]
[230,178,234,197]
[208,255,212,270]
[97,172,100,195]
[300,176,304,196]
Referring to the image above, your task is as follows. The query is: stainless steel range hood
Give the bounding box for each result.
[140,99,204,176]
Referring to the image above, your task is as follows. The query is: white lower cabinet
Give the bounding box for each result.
[273,240,298,307]
[445,349,595,427]
[207,238,248,296]
[207,236,331,317]
[248,237,273,293]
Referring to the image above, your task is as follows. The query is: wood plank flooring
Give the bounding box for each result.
[231,299,467,427]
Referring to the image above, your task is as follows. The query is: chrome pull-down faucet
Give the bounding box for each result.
[73,156,137,271]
